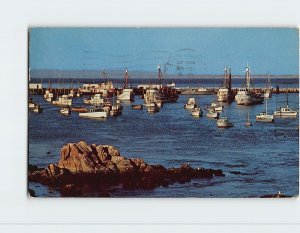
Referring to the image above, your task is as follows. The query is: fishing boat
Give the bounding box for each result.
[191,107,203,117]
[235,65,264,105]
[44,80,54,102]
[71,107,88,113]
[184,97,198,110]
[60,106,71,115]
[181,88,213,95]
[256,98,274,123]
[29,98,35,109]
[144,65,179,104]
[274,90,298,118]
[196,87,213,95]
[110,94,122,116]
[245,112,252,127]
[206,109,219,118]
[83,93,104,105]
[217,117,233,128]
[79,106,108,119]
[32,103,43,113]
[68,89,75,98]
[52,95,72,106]
[44,89,54,102]
[145,102,160,113]
[263,74,272,98]
[117,68,134,102]
[217,67,234,102]
[132,104,143,110]
[206,102,223,112]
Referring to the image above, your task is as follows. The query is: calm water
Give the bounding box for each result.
[28,78,299,197]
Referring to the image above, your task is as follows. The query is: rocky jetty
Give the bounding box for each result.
[28,141,225,197]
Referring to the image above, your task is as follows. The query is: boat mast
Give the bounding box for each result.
[228,68,232,91]
[265,97,268,114]
[223,66,228,87]
[286,88,289,108]
[158,64,163,86]
[245,65,251,90]
[124,68,129,88]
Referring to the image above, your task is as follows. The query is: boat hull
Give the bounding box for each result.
[274,111,298,118]
[117,89,134,101]
[217,118,233,128]
[256,116,274,123]
[132,105,143,110]
[206,112,219,118]
[235,92,264,105]
[79,111,108,118]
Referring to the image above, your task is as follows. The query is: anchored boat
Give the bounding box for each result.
[79,106,108,119]
[274,90,298,118]
[206,102,223,112]
[256,98,274,123]
[245,112,252,127]
[52,95,72,106]
[60,106,71,115]
[83,93,104,105]
[217,67,234,102]
[217,117,233,128]
[144,65,179,104]
[206,109,219,118]
[117,68,134,102]
[191,107,203,117]
[235,65,264,105]
[184,97,198,110]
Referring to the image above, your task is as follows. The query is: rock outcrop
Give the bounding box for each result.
[28,141,225,197]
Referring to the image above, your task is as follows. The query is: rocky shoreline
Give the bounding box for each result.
[28,141,225,197]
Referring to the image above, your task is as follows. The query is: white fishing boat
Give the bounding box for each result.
[68,89,75,98]
[196,87,213,95]
[145,102,160,113]
[79,106,108,119]
[256,112,274,123]
[217,67,234,102]
[32,103,43,113]
[118,88,134,101]
[245,112,252,127]
[117,68,134,101]
[60,106,71,115]
[29,98,42,113]
[217,117,233,128]
[110,96,122,116]
[44,89,54,102]
[184,97,198,110]
[52,95,72,106]
[207,102,223,112]
[191,107,203,117]
[143,65,179,104]
[256,98,274,123]
[83,93,104,105]
[29,98,35,109]
[235,66,264,105]
[206,109,219,118]
[274,90,298,118]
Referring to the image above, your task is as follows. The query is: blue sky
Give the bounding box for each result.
[29,28,299,75]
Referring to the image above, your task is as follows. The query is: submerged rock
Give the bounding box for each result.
[28,141,225,197]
